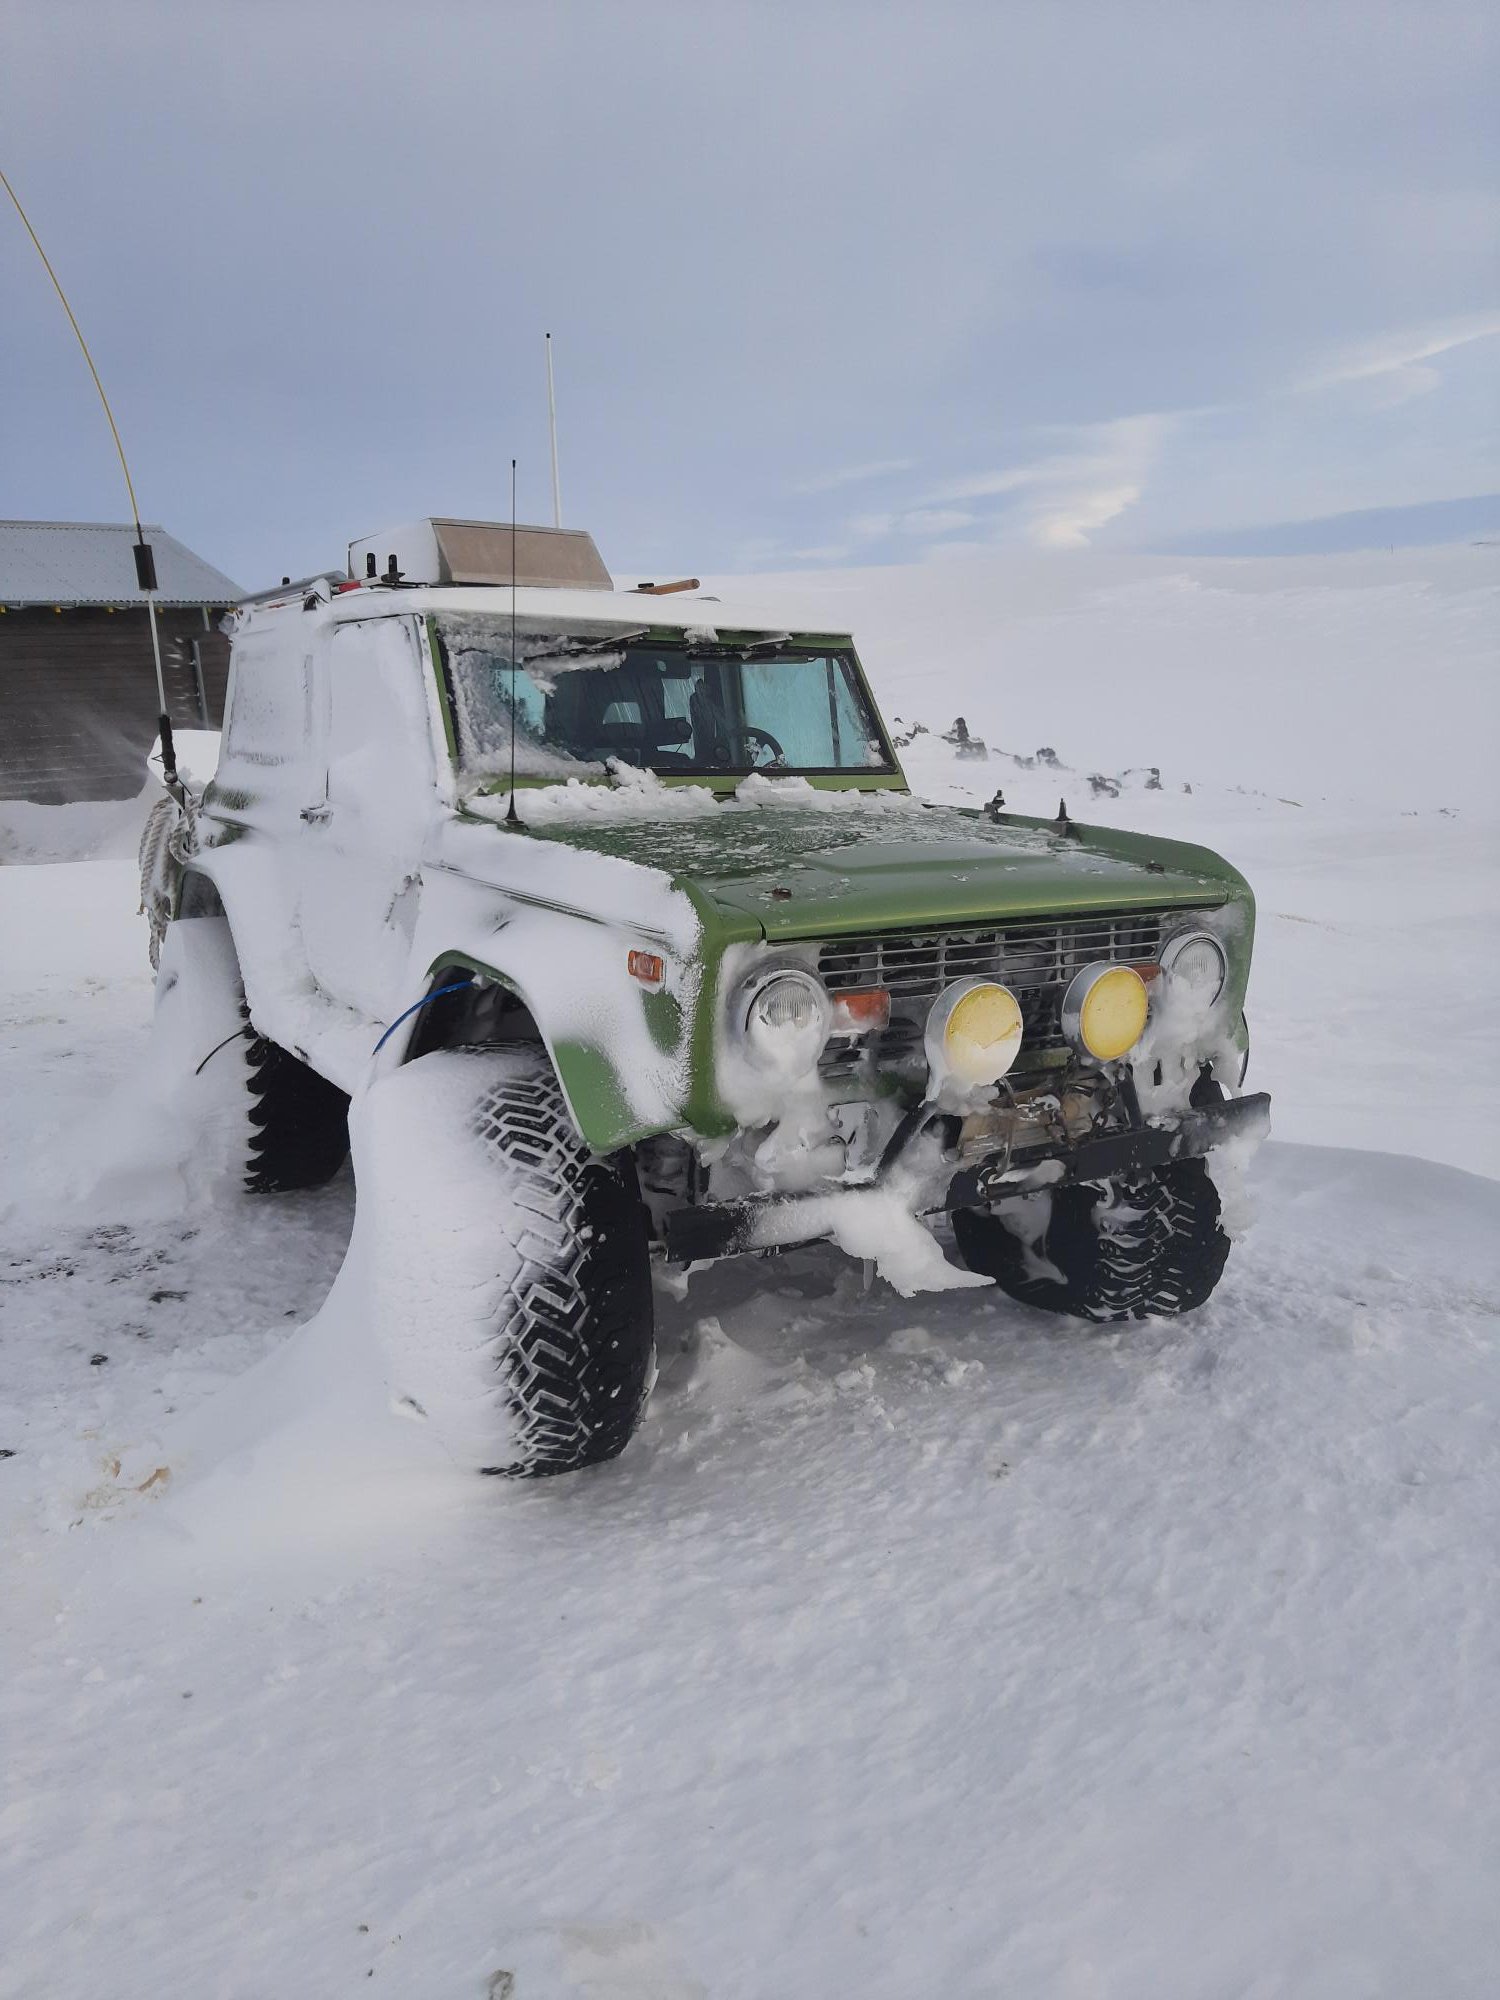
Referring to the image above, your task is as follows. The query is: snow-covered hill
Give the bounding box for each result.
[708,544,1498,810]
[711,543,1498,1179]
[1,547,1497,1998]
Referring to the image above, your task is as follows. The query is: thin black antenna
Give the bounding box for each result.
[546,333,562,528]
[1,164,180,794]
[506,458,520,826]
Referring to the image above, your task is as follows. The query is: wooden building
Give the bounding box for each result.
[0,520,242,803]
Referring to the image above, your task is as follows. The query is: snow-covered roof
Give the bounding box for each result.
[0,520,243,608]
[282,580,853,640]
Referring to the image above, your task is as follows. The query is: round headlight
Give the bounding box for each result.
[1160,929,1227,1003]
[742,970,832,1075]
[1062,963,1150,1063]
[925,979,1024,1088]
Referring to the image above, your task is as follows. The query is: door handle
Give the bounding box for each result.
[299,804,332,824]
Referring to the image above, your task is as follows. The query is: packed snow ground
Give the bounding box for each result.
[2,548,1497,1997]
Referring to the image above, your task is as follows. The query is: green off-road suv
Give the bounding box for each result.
[144,518,1269,1475]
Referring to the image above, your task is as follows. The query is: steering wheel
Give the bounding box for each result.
[744,725,787,769]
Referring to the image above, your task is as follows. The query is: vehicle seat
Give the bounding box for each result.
[689,679,735,766]
[546,665,691,766]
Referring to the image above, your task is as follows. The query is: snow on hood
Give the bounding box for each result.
[465,765,933,828]
[463,769,1234,937]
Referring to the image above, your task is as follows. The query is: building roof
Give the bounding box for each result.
[0,520,243,607]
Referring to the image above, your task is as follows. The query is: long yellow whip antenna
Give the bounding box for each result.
[1,162,177,780]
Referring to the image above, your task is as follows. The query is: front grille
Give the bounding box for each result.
[817,910,1171,1079]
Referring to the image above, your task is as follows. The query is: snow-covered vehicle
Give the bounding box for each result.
[148,518,1269,1476]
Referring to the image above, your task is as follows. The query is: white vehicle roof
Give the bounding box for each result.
[232,579,853,642]
[230,518,853,642]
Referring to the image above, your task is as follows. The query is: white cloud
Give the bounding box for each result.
[920,467,1040,504]
[897,507,978,536]
[1298,312,1500,405]
[914,413,1174,549]
[1031,482,1142,548]
[840,503,983,545]
[799,307,1495,570]
[793,457,916,495]
[847,511,898,542]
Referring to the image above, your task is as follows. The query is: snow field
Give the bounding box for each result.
[3,1123,1497,1996]
[2,545,1498,1995]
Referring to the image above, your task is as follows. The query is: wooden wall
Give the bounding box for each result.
[0,607,232,803]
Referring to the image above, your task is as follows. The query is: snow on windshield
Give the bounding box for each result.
[437,617,623,778]
[434,615,892,780]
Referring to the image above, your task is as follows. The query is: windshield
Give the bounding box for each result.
[434,618,894,779]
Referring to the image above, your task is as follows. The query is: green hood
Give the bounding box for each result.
[522,799,1244,939]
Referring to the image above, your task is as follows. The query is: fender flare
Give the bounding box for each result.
[408,953,670,1156]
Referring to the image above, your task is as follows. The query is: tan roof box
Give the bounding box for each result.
[348,518,613,591]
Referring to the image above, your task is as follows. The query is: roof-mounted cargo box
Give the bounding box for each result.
[347,518,612,591]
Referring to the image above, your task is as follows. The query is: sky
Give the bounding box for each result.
[1,0,1495,591]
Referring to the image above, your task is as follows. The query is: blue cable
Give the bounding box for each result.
[371,980,472,1056]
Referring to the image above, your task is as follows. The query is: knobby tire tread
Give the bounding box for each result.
[469,1050,655,1477]
[242,1020,352,1194]
[953,1159,1231,1322]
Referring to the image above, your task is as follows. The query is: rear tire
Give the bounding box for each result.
[152,912,350,1194]
[952,1159,1231,1322]
[242,1021,351,1194]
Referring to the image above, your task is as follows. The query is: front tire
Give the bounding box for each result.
[952,1159,1231,1322]
[368,1047,656,1477]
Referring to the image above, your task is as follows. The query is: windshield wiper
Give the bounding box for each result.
[686,631,793,661]
[525,629,649,672]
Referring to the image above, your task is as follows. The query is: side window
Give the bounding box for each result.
[222,636,309,766]
[326,619,434,812]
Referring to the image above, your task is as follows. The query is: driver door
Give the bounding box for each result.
[300,616,437,1022]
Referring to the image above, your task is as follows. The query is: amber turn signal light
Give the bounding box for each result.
[830,988,891,1035]
[628,950,665,987]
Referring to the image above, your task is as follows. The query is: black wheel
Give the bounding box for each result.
[152,912,350,1194]
[952,1159,1231,1322]
[372,1046,656,1477]
[242,1021,352,1194]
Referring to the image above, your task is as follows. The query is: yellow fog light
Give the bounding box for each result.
[926,979,1024,1088]
[1062,963,1150,1063]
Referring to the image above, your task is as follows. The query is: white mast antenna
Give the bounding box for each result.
[1,163,181,794]
[545,332,562,529]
